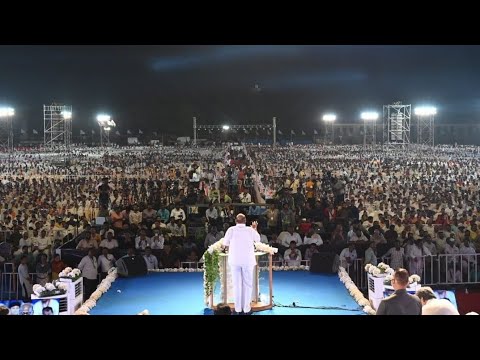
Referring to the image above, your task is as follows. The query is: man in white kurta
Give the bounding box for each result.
[222,214,260,314]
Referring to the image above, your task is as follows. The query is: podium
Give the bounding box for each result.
[210,252,273,312]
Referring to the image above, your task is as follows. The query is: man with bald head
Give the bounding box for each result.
[222,213,261,314]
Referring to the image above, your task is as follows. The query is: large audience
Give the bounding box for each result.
[1,143,480,301]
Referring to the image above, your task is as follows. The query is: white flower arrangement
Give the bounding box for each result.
[33,280,67,298]
[75,267,119,315]
[338,266,376,315]
[365,263,392,277]
[254,242,278,255]
[206,238,224,255]
[409,274,421,284]
[59,267,82,281]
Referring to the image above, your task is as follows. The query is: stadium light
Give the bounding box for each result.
[62,110,72,120]
[0,107,14,117]
[361,111,379,121]
[322,113,336,122]
[414,106,437,116]
[222,125,230,130]
[96,114,111,126]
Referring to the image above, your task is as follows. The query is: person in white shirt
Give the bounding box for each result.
[239,189,252,204]
[170,205,186,221]
[98,247,116,280]
[99,231,119,250]
[383,241,405,270]
[135,230,151,250]
[150,231,165,250]
[18,255,33,301]
[364,242,378,266]
[416,287,459,315]
[222,214,260,314]
[349,229,369,243]
[78,248,98,301]
[339,243,357,269]
[283,241,302,266]
[303,229,323,246]
[18,232,32,253]
[143,247,159,270]
[278,226,303,247]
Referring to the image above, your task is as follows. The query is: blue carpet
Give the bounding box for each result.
[89,271,365,315]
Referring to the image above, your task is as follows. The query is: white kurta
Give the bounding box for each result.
[223,224,260,312]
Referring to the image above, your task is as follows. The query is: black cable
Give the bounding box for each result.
[272,300,361,312]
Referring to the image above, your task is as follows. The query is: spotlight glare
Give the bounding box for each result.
[62,111,72,119]
[322,113,336,122]
[361,111,379,121]
[414,106,437,116]
[222,125,230,130]
[0,107,14,117]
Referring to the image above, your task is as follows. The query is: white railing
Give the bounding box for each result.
[347,253,480,290]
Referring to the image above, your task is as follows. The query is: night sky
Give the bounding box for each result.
[0,45,479,136]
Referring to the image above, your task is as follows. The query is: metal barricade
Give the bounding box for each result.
[1,272,40,300]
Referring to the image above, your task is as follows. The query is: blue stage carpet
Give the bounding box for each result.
[89,271,365,315]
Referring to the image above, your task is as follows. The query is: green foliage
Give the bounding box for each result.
[203,251,220,297]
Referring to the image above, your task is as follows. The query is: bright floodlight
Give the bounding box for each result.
[62,111,72,119]
[222,125,230,130]
[361,111,379,121]
[322,114,336,122]
[0,107,14,117]
[104,127,111,131]
[97,114,113,127]
[414,106,437,116]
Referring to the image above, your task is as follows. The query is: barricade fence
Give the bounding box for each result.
[345,253,480,291]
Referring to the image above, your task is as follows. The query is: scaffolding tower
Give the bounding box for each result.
[416,112,435,147]
[0,108,14,152]
[324,121,335,144]
[44,104,72,149]
[363,121,376,147]
[383,102,411,147]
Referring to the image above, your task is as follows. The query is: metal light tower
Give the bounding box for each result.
[0,107,14,152]
[272,116,277,147]
[361,111,379,147]
[322,113,336,145]
[415,106,436,147]
[44,104,73,149]
[193,116,197,146]
[97,114,116,147]
[383,102,411,147]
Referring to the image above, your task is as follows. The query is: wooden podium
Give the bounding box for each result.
[211,252,273,312]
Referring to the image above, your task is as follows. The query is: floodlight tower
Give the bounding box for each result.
[322,113,336,145]
[414,106,436,147]
[361,111,379,147]
[43,104,73,149]
[97,114,116,147]
[0,107,14,152]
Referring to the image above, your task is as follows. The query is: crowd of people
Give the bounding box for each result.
[1,142,480,303]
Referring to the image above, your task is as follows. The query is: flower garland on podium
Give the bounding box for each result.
[201,238,278,306]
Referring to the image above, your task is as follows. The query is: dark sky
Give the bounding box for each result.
[0,45,479,135]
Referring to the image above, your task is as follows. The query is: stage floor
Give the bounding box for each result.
[89,271,365,315]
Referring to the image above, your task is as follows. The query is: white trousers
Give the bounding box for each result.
[230,264,255,313]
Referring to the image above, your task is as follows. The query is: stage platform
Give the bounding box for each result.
[89,271,366,315]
